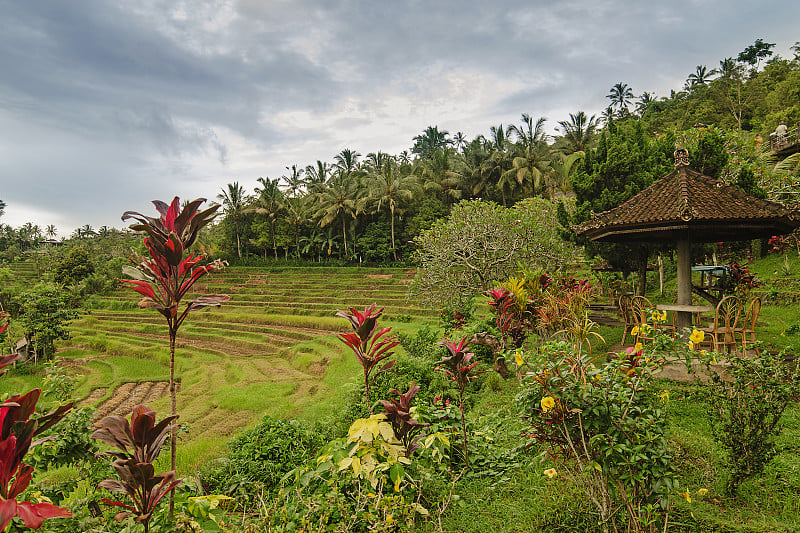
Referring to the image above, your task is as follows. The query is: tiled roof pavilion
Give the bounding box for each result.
[576,158,800,243]
[575,148,800,329]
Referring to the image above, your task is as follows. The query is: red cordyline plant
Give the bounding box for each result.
[92,405,181,533]
[380,382,428,457]
[336,304,399,414]
[435,336,481,465]
[120,197,229,513]
[0,352,74,531]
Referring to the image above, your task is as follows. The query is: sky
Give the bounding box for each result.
[1,0,799,235]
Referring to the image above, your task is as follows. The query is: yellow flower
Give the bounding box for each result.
[678,490,692,503]
[541,396,556,413]
[634,342,643,352]
[641,324,653,335]
[697,488,708,496]
[659,390,669,402]
[514,350,525,366]
[651,310,667,323]
[689,329,704,344]
[543,468,557,479]
[688,341,694,351]
[631,326,640,336]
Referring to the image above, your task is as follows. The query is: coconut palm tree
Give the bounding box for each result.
[687,65,717,88]
[253,177,285,259]
[557,111,597,153]
[412,126,451,159]
[607,82,634,114]
[334,148,361,179]
[453,132,467,152]
[482,124,518,206]
[367,158,421,261]
[305,161,330,194]
[315,173,363,258]
[284,197,310,258]
[217,182,249,258]
[549,151,585,195]
[635,93,655,116]
[45,225,57,239]
[507,113,552,197]
[416,149,463,204]
[282,164,306,199]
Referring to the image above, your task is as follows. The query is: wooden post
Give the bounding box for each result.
[676,237,692,330]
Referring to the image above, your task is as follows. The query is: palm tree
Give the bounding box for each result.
[367,158,421,260]
[687,65,717,88]
[305,161,330,194]
[282,164,306,199]
[334,148,361,179]
[549,151,585,195]
[412,126,451,159]
[718,57,738,78]
[217,182,248,258]
[284,197,310,258]
[557,111,597,154]
[45,225,57,239]
[600,106,615,126]
[607,82,634,114]
[253,177,285,259]
[416,149,463,204]
[507,113,552,196]
[315,174,363,258]
[635,93,655,116]
[482,124,517,206]
[453,132,467,152]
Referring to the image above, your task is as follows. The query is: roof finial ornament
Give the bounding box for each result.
[674,145,690,167]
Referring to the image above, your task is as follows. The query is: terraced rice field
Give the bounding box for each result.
[59,266,432,470]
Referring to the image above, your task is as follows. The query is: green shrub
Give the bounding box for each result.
[707,350,800,494]
[201,415,323,503]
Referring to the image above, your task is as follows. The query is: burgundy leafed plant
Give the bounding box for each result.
[120,197,229,513]
[0,353,73,531]
[380,382,428,457]
[435,336,481,465]
[336,304,399,414]
[92,405,181,533]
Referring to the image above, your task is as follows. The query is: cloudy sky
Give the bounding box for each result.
[1,0,798,234]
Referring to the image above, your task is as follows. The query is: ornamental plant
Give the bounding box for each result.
[380,382,428,457]
[435,336,481,465]
[92,405,181,533]
[120,197,229,505]
[335,304,399,413]
[518,340,676,532]
[0,350,74,531]
[707,351,800,494]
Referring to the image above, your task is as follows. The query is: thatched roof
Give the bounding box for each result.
[575,157,800,243]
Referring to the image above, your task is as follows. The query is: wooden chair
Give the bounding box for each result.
[618,294,635,345]
[736,297,761,355]
[698,295,741,354]
[629,295,657,343]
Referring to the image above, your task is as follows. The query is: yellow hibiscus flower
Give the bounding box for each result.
[689,329,704,344]
[541,396,556,413]
[543,468,557,479]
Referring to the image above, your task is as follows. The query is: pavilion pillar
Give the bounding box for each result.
[676,236,692,329]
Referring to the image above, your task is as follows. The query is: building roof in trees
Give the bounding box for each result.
[575,150,800,243]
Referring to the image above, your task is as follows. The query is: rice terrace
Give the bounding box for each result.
[2,25,800,533]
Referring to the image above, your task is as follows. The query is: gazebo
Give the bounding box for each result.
[575,148,800,329]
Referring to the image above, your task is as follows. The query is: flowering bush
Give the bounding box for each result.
[517,341,677,532]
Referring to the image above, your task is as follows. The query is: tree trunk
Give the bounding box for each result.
[342,217,348,258]
[168,329,177,518]
[390,207,397,261]
[469,332,510,378]
[271,220,278,260]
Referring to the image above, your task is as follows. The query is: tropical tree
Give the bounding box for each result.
[334,148,361,179]
[483,124,517,206]
[557,111,597,153]
[284,197,310,258]
[507,113,552,197]
[367,158,420,260]
[217,182,249,258]
[737,38,775,71]
[253,177,285,259]
[635,93,655,116]
[416,149,463,204]
[453,131,467,152]
[412,126,451,159]
[607,82,634,114]
[305,160,331,194]
[282,164,306,199]
[600,106,615,125]
[687,65,717,88]
[315,174,363,258]
[0,199,5,219]
[45,224,57,239]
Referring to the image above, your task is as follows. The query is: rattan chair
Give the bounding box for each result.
[736,297,761,355]
[698,295,741,354]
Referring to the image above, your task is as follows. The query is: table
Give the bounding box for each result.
[656,304,715,330]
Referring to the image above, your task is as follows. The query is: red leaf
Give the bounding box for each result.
[15,501,71,529]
